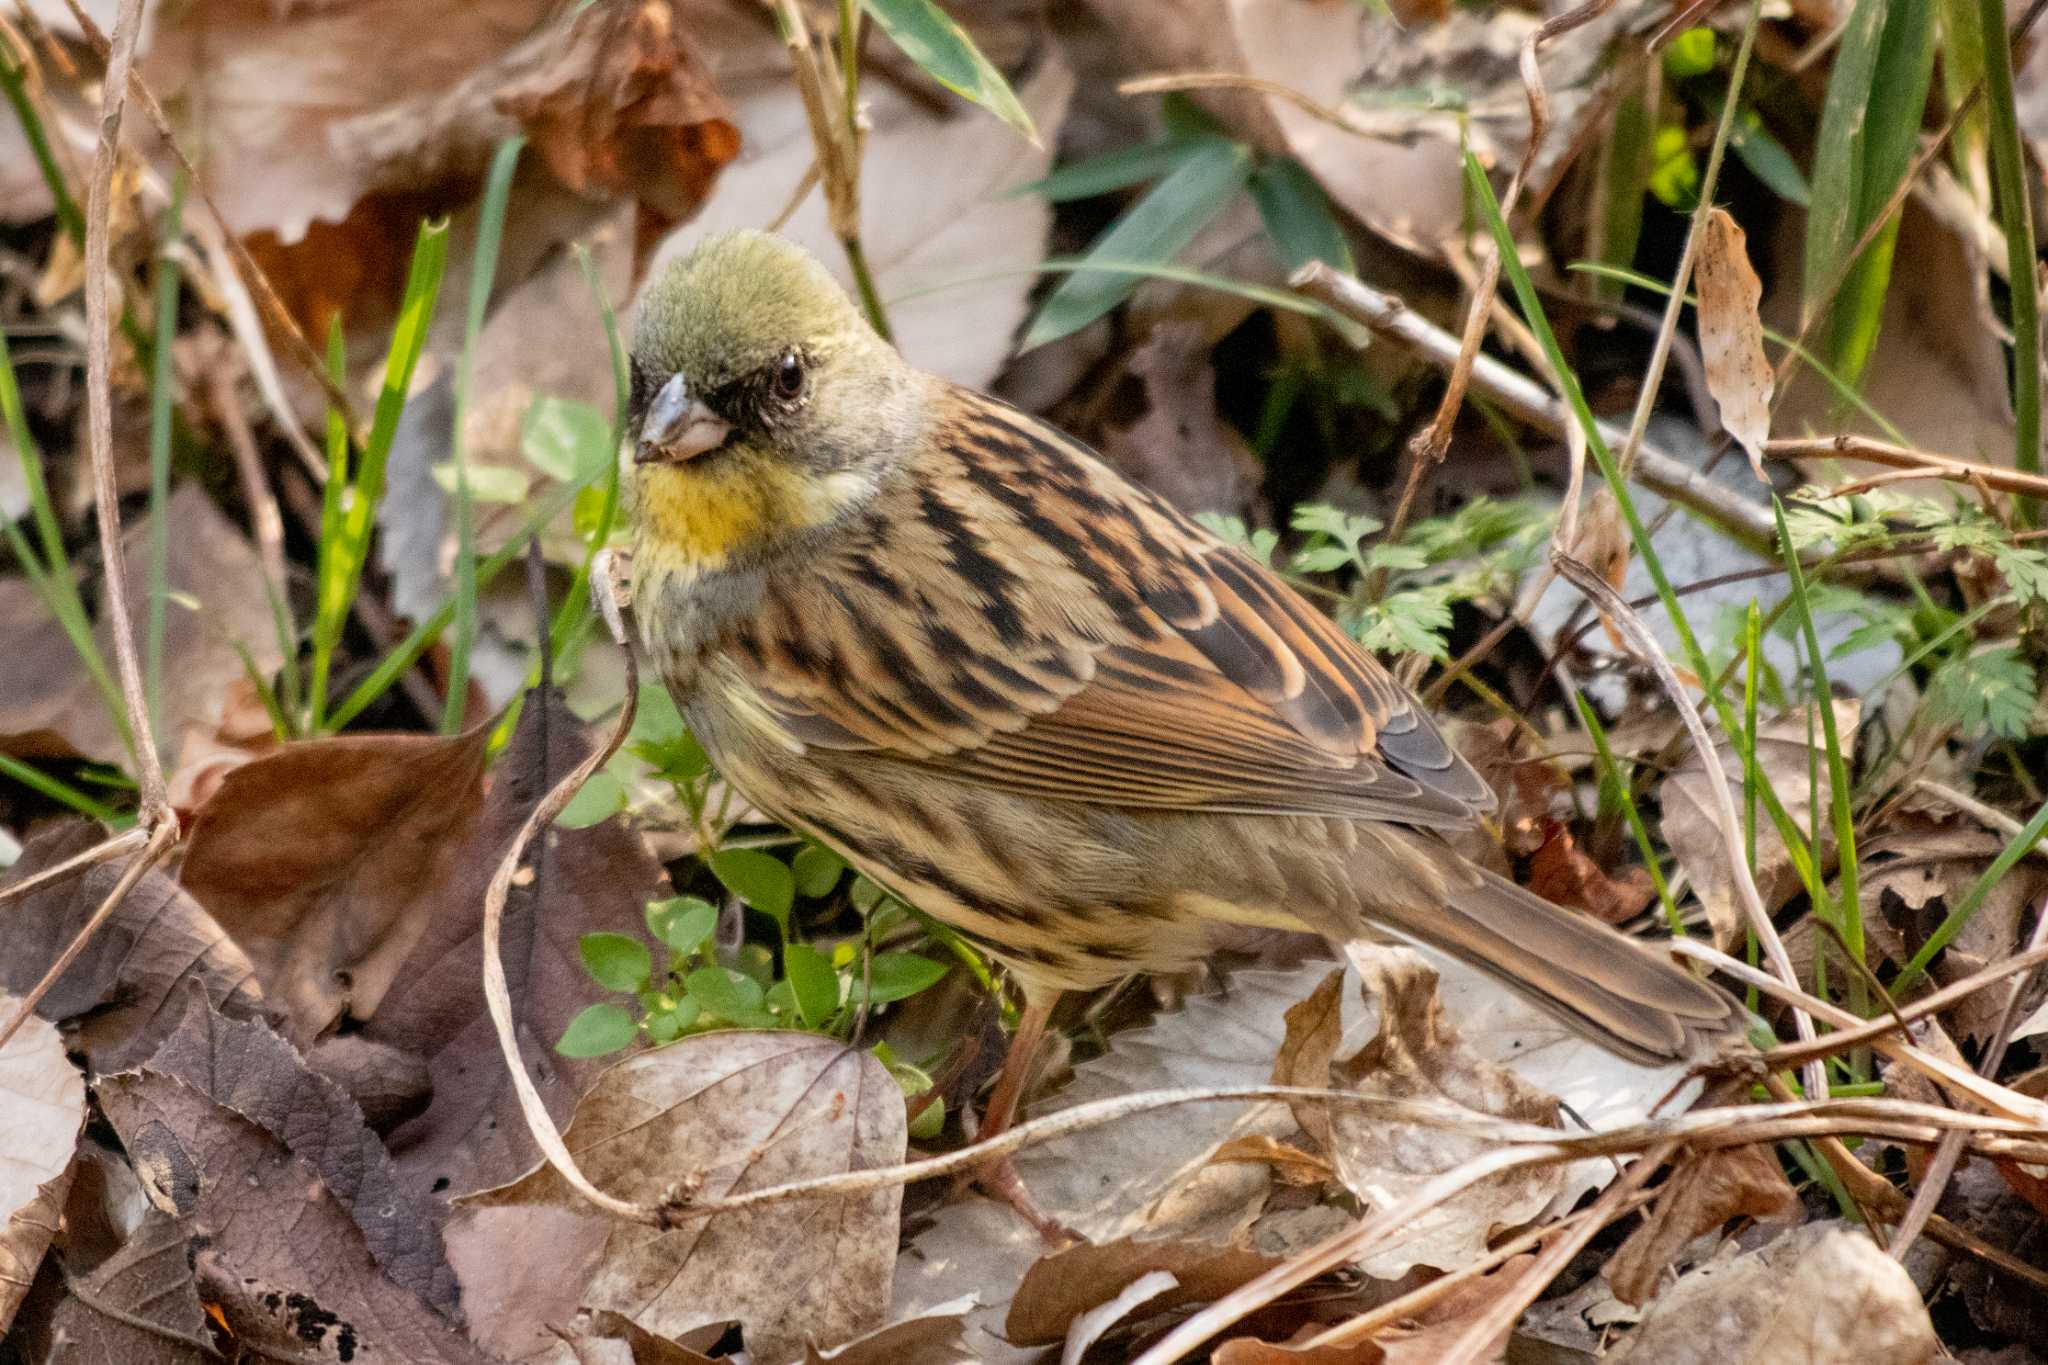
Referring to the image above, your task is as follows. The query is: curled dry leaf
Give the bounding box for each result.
[181,720,497,1043]
[649,3,1073,390]
[0,997,85,1333]
[97,1072,494,1364]
[1006,1236,1281,1346]
[0,484,284,770]
[1525,820,1657,926]
[1602,1144,1802,1307]
[140,989,459,1315]
[1327,944,1564,1281]
[1,820,267,1073]
[804,1296,977,1364]
[464,1031,906,1365]
[1695,208,1773,477]
[1609,1223,1938,1365]
[1659,699,1861,948]
[31,1211,214,1364]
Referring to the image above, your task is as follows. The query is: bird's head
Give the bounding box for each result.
[627,230,922,574]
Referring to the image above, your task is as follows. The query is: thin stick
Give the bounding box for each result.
[0,826,145,908]
[1292,263,1777,545]
[0,820,177,1049]
[1552,551,1824,1097]
[206,358,290,607]
[1910,778,2028,839]
[482,552,649,1225]
[1760,937,2048,1071]
[1767,435,2048,500]
[78,0,168,828]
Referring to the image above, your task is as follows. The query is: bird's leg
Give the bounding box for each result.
[964,989,1077,1246]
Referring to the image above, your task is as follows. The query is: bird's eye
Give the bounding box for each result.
[773,350,805,399]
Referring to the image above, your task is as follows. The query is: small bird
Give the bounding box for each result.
[626,230,1740,1224]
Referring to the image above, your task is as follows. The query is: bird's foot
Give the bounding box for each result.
[970,1153,1080,1249]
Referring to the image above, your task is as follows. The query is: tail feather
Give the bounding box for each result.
[1361,836,1742,1065]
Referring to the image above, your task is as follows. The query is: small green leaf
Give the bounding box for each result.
[784,942,841,1029]
[710,848,796,926]
[646,895,718,954]
[430,461,529,503]
[523,395,612,482]
[1012,139,1191,202]
[579,932,652,992]
[555,769,626,829]
[864,0,1037,142]
[908,1094,946,1141]
[792,843,848,899]
[556,1002,636,1057]
[851,952,949,1005]
[685,966,771,1024]
[1291,545,1356,574]
[645,999,700,1043]
[1247,156,1353,273]
[1663,26,1717,77]
[1022,137,1253,349]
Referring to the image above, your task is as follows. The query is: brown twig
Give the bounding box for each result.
[0,826,145,908]
[0,820,177,1049]
[205,354,291,606]
[1767,434,2048,501]
[79,0,168,829]
[1291,262,1778,545]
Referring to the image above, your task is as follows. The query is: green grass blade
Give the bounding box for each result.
[1979,0,2041,519]
[309,220,450,731]
[1894,794,2048,993]
[1574,691,1683,934]
[1021,138,1253,349]
[548,242,630,671]
[1826,0,1938,389]
[1589,74,1654,306]
[145,170,186,743]
[1774,499,1864,1003]
[0,753,125,825]
[328,482,581,732]
[1803,0,1890,337]
[1247,155,1354,273]
[0,43,83,245]
[1011,139,1191,202]
[863,0,1037,142]
[443,137,524,735]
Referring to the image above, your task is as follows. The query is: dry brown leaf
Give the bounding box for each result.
[1096,319,1266,520]
[1091,0,1647,253]
[0,821,267,1072]
[0,997,84,1333]
[1603,1145,1802,1306]
[1659,700,1861,947]
[465,1032,906,1365]
[1211,1134,1336,1186]
[0,484,284,769]
[1609,1223,1937,1365]
[181,722,496,1042]
[140,989,459,1315]
[552,1309,724,1364]
[30,1211,214,1364]
[97,1072,494,1364]
[1213,1338,1385,1363]
[491,0,738,217]
[1695,208,1772,476]
[1272,966,1346,1148]
[1525,821,1658,926]
[1006,1236,1282,1345]
[1327,945,1564,1280]
[360,692,667,1204]
[1209,1254,1540,1363]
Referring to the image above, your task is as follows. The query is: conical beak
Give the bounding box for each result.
[636,374,732,464]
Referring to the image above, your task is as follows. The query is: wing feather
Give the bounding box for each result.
[728,389,1496,828]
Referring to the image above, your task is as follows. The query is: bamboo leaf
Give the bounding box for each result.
[864,0,1037,142]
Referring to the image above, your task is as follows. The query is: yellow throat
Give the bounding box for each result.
[632,455,868,573]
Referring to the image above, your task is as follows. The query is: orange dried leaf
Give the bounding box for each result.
[1695,207,1773,477]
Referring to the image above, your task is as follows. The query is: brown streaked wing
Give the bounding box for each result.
[736,387,1496,828]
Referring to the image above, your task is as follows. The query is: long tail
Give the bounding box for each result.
[1356,830,1743,1065]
